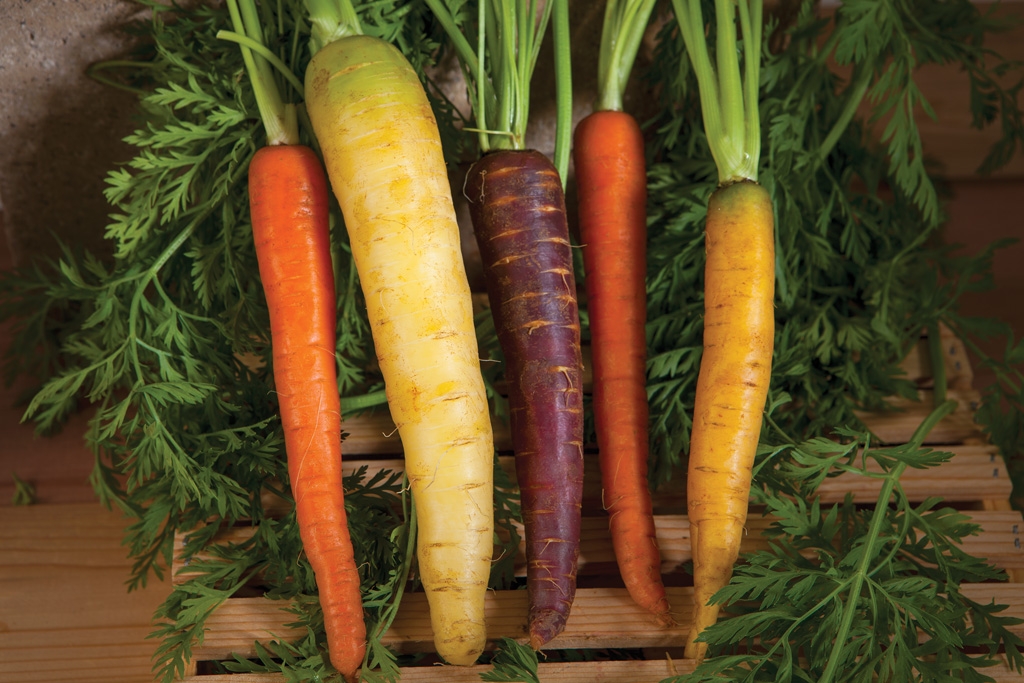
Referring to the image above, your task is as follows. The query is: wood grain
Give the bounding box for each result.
[0,503,168,682]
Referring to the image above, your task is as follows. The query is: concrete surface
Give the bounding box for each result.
[0,0,150,265]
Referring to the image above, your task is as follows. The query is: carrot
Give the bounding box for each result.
[571,0,671,626]
[218,1,366,679]
[249,145,366,681]
[423,0,580,649]
[669,0,774,661]
[686,180,774,658]
[573,110,672,625]
[464,149,585,649]
[302,1,494,666]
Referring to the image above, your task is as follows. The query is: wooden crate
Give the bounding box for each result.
[171,327,1024,682]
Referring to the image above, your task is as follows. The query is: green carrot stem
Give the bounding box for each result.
[714,0,744,161]
[816,64,872,166]
[304,0,361,53]
[425,0,480,74]
[424,0,554,155]
[476,0,490,153]
[362,477,417,667]
[738,0,762,171]
[85,60,155,96]
[671,0,762,183]
[816,399,957,683]
[551,0,572,185]
[421,0,498,152]
[340,390,389,412]
[223,0,298,146]
[495,1,517,148]
[216,30,305,97]
[596,0,658,113]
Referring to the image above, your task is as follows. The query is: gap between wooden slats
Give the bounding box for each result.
[338,386,985,458]
[172,508,1024,589]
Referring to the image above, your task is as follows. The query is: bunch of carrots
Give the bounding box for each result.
[227,0,774,675]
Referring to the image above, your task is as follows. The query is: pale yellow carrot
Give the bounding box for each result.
[305,34,495,667]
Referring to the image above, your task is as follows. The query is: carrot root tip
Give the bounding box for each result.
[528,609,568,650]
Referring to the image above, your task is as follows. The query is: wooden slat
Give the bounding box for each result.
[191,587,690,662]
[179,656,1024,683]
[814,443,1012,504]
[0,503,170,683]
[853,389,985,446]
[341,385,985,457]
[176,324,1017,678]
[337,334,982,458]
[185,583,1024,665]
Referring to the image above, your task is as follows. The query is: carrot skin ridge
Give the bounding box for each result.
[465,149,585,649]
[685,180,775,661]
[572,111,673,626]
[304,35,494,668]
[248,144,365,682]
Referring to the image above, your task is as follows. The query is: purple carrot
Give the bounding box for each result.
[464,149,585,649]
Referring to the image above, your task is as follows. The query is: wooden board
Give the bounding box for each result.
[167,330,1024,682]
[0,503,170,683]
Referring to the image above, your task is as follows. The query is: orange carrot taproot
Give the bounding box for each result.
[220,2,365,678]
[249,145,366,681]
[573,109,671,626]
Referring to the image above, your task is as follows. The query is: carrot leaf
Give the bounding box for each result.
[669,406,1024,682]
[479,637,541,683]
[11,473,36,506]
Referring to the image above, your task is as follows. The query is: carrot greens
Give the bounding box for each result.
[644,0,1024,486]
[643,0,1024,677]
[663,404,1024,682]
[1,0,1024,681]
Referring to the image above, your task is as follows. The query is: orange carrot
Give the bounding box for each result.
[220,1,366,677]
[573,110,672,625]
[249,144,366,682]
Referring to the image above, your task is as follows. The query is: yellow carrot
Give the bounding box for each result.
[685,179,774,659]
[304,28,494,666]
[670,0,774,660]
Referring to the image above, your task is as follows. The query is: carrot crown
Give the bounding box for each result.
[595,0,658,113]
[217,0,303,146]
[305,0,363,53]
[671,0,763,184]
